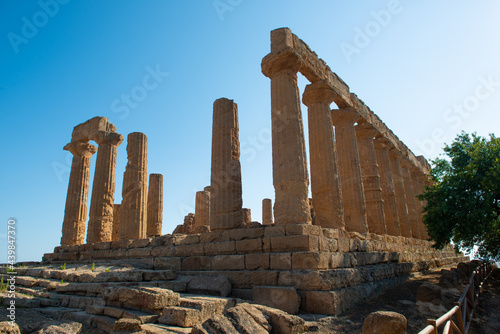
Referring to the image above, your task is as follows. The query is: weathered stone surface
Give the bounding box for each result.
[147,173,163,237]
[120,132,148,240]
[87,130,124,243]
[195,189,210,228]
[262,198,273,226]
[225,305,269,334]
[210,98,243,230]
[270,253,292,270]
[61,142,97,246]
[245,253,270,270]
[416,282,442,304]
[331,108,368,233]
[253,304,305,333]
[356,123,386,235]
[102,287,179,310]
[253,286,300,314]
[0,321,21,334]
[262,48,311,226]
[361,311,407,334]
[187,276,231,297]
[389,149,412,238]
[112,203,121,241]
[303,80,344,230]
[113,318,142,331]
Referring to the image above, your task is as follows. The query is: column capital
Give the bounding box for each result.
[355,122,379,139]
[64,141,97,158]
[261,48,302,78]
[373,136,392,151]
[94,131,124,147]
[388,147,404,161]
[331,107,360,126]
[302,80,336,106]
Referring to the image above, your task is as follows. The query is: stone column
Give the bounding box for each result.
[262,198,273,225]
[119,132,148,240]
[262,49,311,225]
[331,108,368,233]
[147,173,163,237]
[302,80,344,229]
[242,209,252,225]
[388,149,412,238]
[112,204,121,241]
[210,98,243,230]
[411,170,426,240]
[400,159,420,239]
[60,142,97,246]
[87,131,123,244]
[417,174,430,239]
[373,138,401,236]
[355,123,386,235]
[195,189,210,228]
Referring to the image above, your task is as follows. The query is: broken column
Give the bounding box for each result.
[355,123,386,235]
[388,149,412,238]
[302,80,344,229]
[261,48,311,225]
[210,98,243,230]
[373,138,401,236]
[60,142,97,246]
[87,131,124,244]
[147,173,163,237]
[262,198,273,225]
[119,132,148,240]
[331,108,368,233]
[242,208,252,225]
[112,204,121,241]
[401,159,421,239]
[195,188,210,228]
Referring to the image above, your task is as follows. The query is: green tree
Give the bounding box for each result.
[420,132,500,260]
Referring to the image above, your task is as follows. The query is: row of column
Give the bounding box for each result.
[261,50,430,239]
[61,130,164,246]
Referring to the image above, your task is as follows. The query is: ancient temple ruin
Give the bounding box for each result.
[46,28,466,316]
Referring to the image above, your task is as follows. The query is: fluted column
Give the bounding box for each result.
[388,148,412,238]
[373,137,401,236]
[302,80,344,229]
[119,132,148,240]
[262,198,273,225]
[195,189,210,228]
[401,159,420,239]
[242,209,252,225]
[61,142,97,246]
[262,49,311,225]
[87,131,124,244]
[147,173,163,237]
[355,123,386,235]
[331,108,368,233]
[411,170,426,240]
[112,204,121,241]
[210,98,243,230]
[417,174,431,239]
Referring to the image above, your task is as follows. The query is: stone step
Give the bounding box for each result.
[85,305,159,324]
[142,323,192,334]
[158,295,237,327]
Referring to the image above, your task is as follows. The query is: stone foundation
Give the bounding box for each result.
[43,224,466,315]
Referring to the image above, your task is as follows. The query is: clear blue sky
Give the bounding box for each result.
[1,1,499,262]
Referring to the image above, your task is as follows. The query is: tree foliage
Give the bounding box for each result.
[420,132,500,260]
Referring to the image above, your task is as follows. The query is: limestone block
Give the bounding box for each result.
[204,241,236,255]
[212,255,245,270]
[253,286,300,315]
[229,227,265,241]
[252,303,305,333]
[151,246,175,257]
[235,239,262,253]
[174,244,204,257]
[270,235,319,252]
[292,252,329,270]
[187,276,232,297]
[270,253,292,270]
[362,311,407,334]
[245,253,270,270]
[285,223,322,236]
[264,225,286,237]
[153,257,182,271]
[224,305,269,334]
[181,256,212,271]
